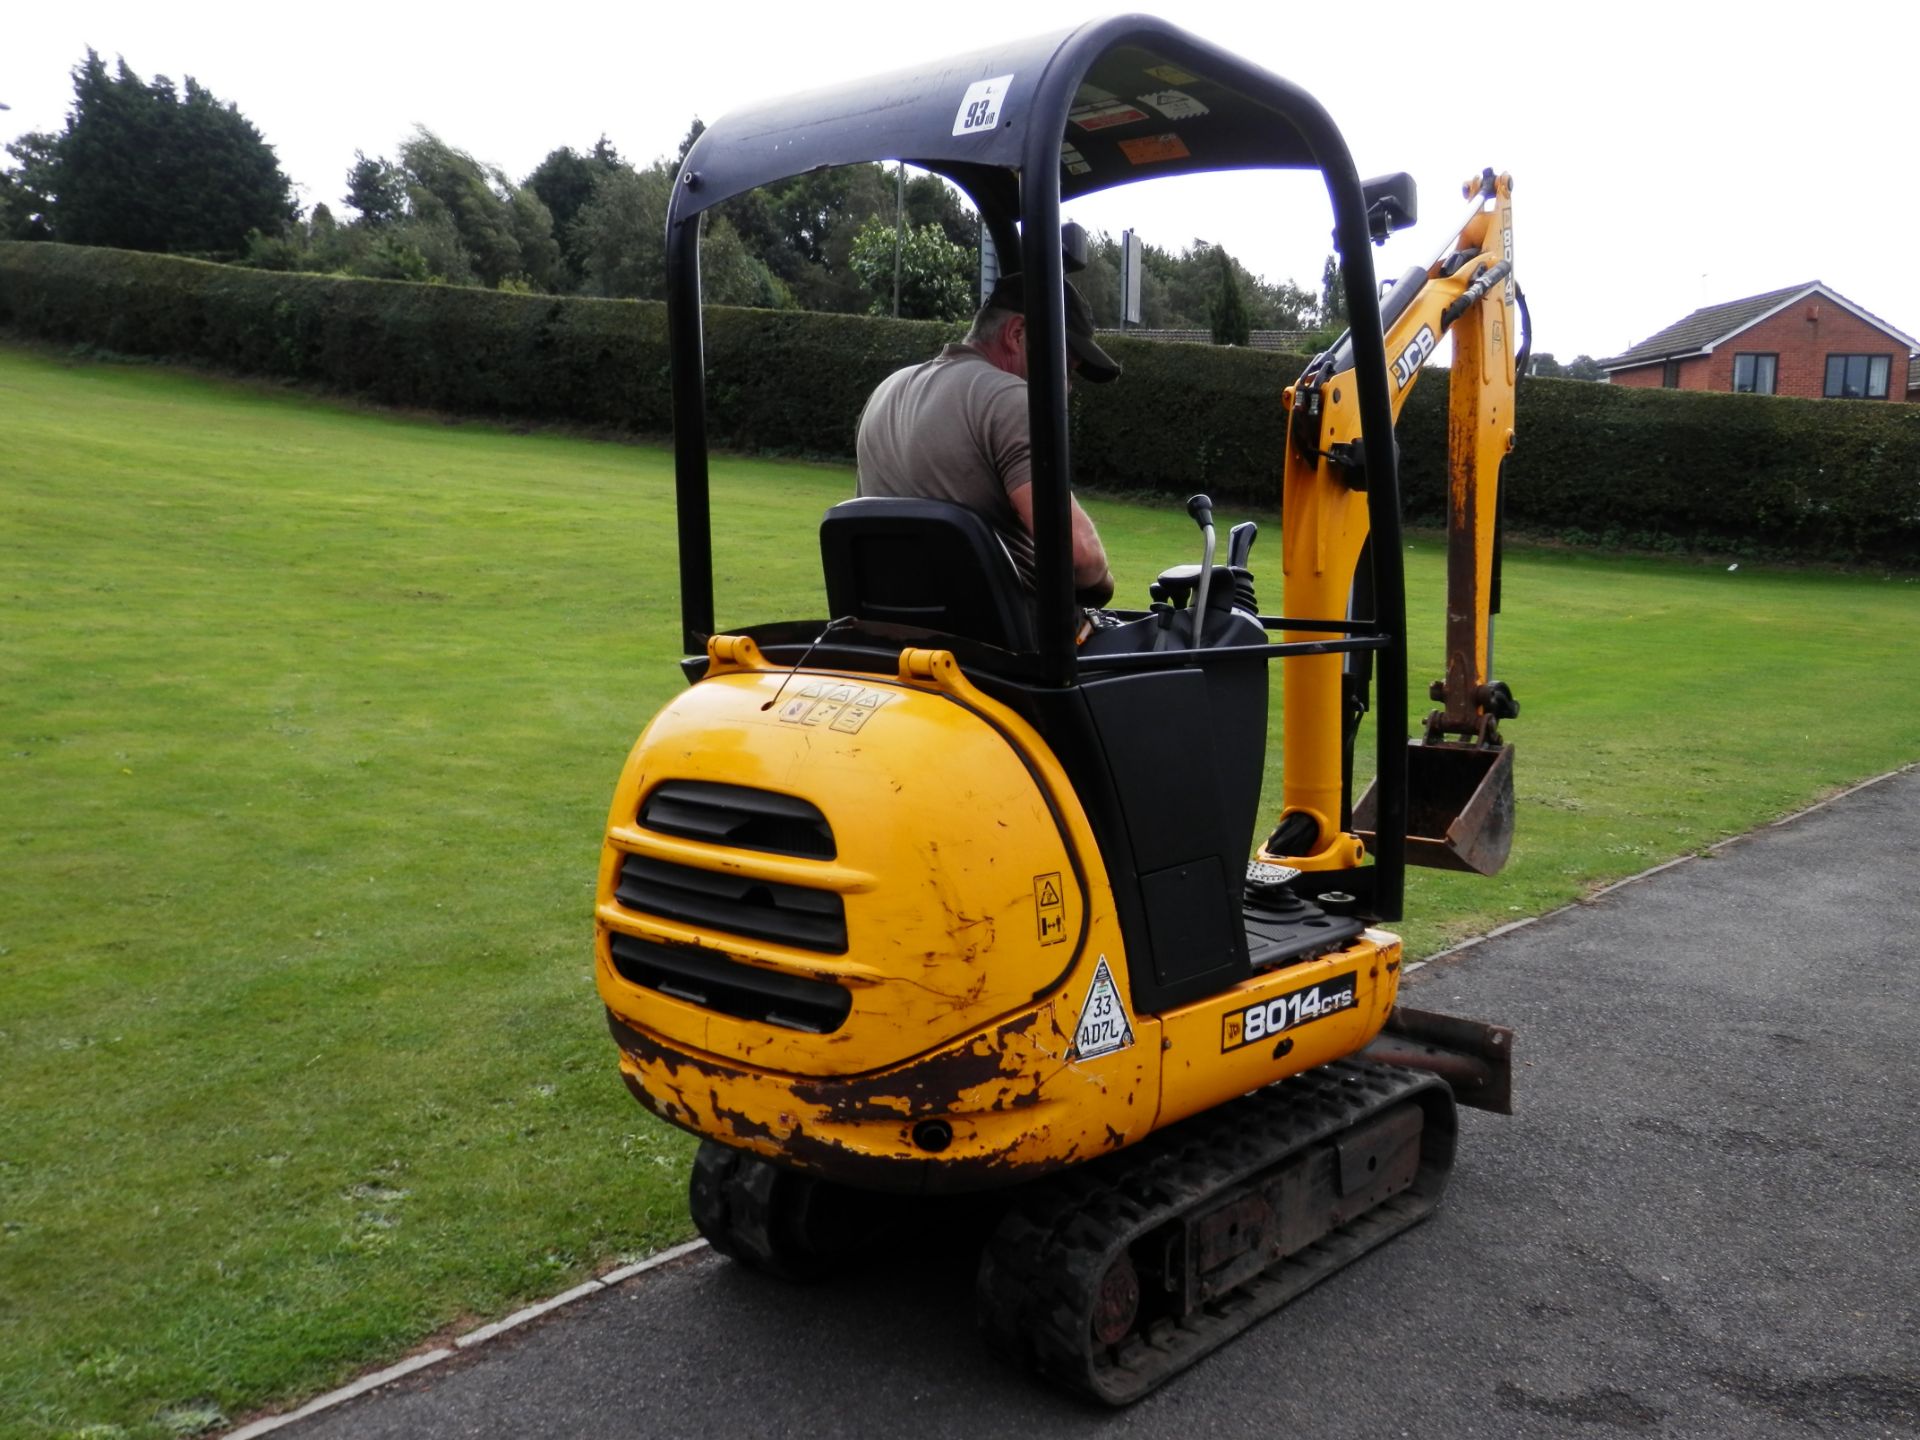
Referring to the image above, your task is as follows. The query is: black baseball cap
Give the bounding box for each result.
[983,273,1122,383]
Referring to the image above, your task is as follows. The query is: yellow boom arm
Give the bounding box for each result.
[1267,170,1519,870]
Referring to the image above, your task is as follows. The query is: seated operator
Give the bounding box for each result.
[855,273,1121,623]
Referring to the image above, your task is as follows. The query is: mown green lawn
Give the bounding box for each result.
[2,344,1915,1438]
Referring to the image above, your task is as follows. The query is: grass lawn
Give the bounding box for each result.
[2,344,1915,1438]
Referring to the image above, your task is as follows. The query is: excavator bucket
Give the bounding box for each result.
[1354,738,1515,876]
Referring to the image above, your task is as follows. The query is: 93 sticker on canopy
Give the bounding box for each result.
[1220,972,1358,1052]
[953,75,1014,137]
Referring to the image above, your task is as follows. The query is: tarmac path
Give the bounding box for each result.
[277,769,1920,1439]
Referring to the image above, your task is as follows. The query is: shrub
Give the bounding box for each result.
[3,242,1916,563]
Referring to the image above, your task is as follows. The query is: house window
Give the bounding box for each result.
[1823,354,1891,399]
[1662,360,1682,388]
[1732,353,1777,395]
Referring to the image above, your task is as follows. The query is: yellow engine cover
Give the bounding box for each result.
[596,642,1157,1186]
[596,639,1404,1191]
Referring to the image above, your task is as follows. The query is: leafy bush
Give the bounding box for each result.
[3,241,1916,562]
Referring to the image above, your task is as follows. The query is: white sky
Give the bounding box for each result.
[6,1,1918,360]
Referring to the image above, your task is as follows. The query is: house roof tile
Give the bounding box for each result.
[1604,281,1920,372]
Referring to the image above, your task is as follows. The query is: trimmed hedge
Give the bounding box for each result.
[4,242,1917,562]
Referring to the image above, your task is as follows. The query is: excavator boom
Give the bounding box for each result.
[1271,170,1523,877]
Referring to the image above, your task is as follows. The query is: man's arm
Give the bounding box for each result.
[1008,482,1115,607]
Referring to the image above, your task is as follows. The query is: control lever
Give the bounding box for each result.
[1186,494,1216,650]
[1228,520,1258,569]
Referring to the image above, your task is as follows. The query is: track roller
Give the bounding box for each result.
[976,1061,1456,1404]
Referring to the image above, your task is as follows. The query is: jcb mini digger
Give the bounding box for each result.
[595,16,1525,1402]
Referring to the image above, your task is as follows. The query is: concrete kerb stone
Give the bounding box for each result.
[222,761,1914,1436]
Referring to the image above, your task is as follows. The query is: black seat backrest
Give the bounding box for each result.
[820,497,1035,651]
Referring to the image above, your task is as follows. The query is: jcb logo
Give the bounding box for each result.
[1392,326,1436,390]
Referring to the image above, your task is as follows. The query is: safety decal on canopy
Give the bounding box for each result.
[1060,142,1092,177]
[1144,64,1198,86]
[1071,956,1134,1061]
[1138,89,1209,120]
[1119,133,1191,166]
[954,75,1014,137]
[1071,100,1150,132]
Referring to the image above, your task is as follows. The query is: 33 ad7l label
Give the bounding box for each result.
[1220,972,1358,1052]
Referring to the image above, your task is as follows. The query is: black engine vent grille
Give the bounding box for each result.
[615,853,847,953]
[608,931,852,1034]
[639,781,835,860]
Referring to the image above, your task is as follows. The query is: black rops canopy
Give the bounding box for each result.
[661,14,1407,904]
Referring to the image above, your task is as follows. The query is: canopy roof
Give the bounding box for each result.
[669,15,1325,228]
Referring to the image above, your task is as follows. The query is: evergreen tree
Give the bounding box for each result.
[1210,248,1250,346]
[1319,252,1348,330]
[49,50,295,254]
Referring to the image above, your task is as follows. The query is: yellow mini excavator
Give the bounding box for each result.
[595,17,1525,1402]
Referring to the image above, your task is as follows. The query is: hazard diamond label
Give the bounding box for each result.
[1071,956,1134,1061]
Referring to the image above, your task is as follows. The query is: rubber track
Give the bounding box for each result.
[689,1140,834,1281]
[976,1060,1456,1404]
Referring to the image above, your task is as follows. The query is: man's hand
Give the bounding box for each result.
[1075,568,1116,608]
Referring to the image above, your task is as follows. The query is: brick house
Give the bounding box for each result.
[1603,282,1917,402]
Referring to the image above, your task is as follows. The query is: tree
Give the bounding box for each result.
[526,139,622,286]
[396,130,560,290]
[344,151,407,226]
[1209,249,1250,346]
[1,132,58,240]
[1563,354,1607,381]
[572,162,672,299]
[1319,252,1348,331]
[848,216,973,321]
[1530,352,1564,378]
[903,173,978,251]
[48,50,295,254]
[702,216,794,309]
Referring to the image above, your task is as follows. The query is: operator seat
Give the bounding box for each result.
[820,497,1035,652]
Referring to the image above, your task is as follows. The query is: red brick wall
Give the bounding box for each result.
[1716,300,1908,400]
[1609,297,1917,401]
[1608,356,1713,390]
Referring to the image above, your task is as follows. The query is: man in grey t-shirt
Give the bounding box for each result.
[855,274,1120,616]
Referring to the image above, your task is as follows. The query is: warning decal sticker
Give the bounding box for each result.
[1060,142,1092,177]
[1071,100,1150,132]
[776,682,893,734]
[1071,956,1134,1061]
[1138,89,1209,120]
[1144,64,1198,86]
[1034,871,1067,945]
[1118,133,1191,166]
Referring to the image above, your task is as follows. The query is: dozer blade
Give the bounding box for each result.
[1359,1004,1513,1115]
[1354,738,1515,875]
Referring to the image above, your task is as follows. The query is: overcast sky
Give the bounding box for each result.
[7,1,1918,360]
